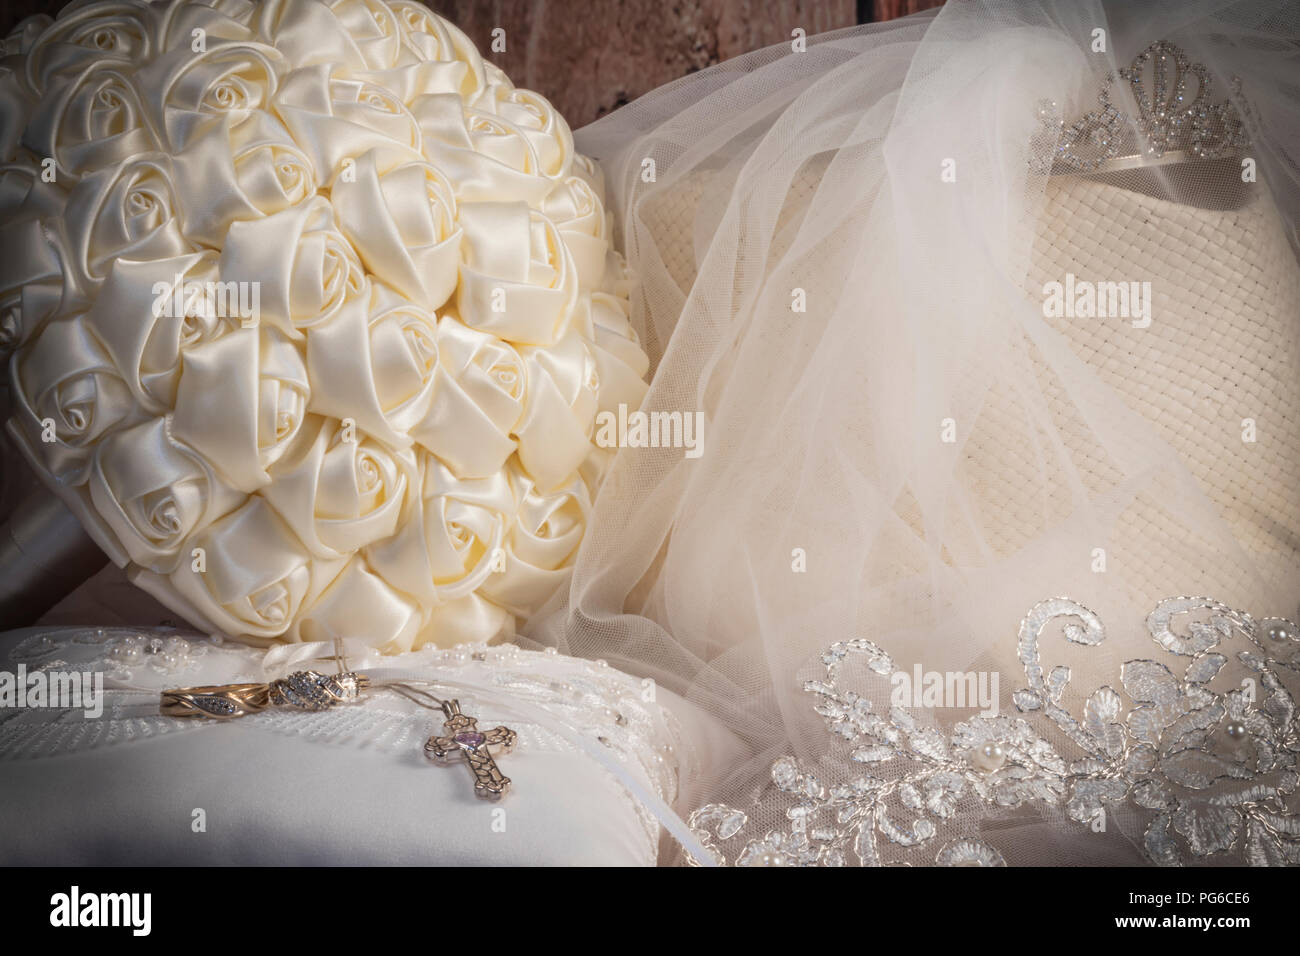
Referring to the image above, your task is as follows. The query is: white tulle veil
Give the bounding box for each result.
[529,0,1300,864]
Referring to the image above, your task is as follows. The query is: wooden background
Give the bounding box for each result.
[0,0,945,127]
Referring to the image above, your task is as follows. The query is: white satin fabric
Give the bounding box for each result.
[0,0,648,651]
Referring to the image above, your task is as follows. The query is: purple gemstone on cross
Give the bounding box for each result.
[426,701,517,798]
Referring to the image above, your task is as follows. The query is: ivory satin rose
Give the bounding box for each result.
[171,323,312,489]
[456,200,578,346]
[12,314,138,481]
[479,466,590,616]
[219,196,364,336]
[262,415,416,557]
[25,61,160,178]
[0,167,66,349]
[414,315,524,478]
[171,111,317,245]
[330,147,460,311]
[64,153,191,285]
[90,252,237,410]
[87,416,243,571]
[1,0,647,651]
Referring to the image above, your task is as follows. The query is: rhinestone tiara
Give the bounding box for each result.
[1037,40,1250,174]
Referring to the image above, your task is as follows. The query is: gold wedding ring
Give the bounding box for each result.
[160,683,270,719]
[160,671,369,720]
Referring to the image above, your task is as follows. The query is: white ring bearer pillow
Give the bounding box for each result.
[0,626,740,864]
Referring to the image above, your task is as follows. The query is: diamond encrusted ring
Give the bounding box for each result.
[160,671,369,720]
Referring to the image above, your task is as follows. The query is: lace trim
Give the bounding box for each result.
[689,596,1299,866]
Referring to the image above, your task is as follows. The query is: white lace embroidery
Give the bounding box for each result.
[689,596,1299,866]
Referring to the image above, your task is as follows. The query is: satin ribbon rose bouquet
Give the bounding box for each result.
[0,0,649,650]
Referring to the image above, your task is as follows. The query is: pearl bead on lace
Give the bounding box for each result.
[744,851,787,867]
[970,741,1005,772]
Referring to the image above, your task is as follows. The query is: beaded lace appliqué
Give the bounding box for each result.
[689,596,1299,866]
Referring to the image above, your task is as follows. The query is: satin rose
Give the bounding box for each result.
[479,467,591,616]
[262,0,404,76]
[325,0,405,71]
[63,153,191,287]
[305,280,439,448]
[159,495,325,640]
[231,123,315,211]
[11,314,137,482]
[419,99,556,206]
[413,315,524,478]
[541,175,613,290]
[273,63,422,179]
[486,85,573,182]
[514,331,600,491]
[219,196,364,336]
[86,417,242,571]
[24,61,159,178]
[263,416,417,558]
[137,40,284,151]
[171,324,311,490]
[171,111,317,245]
[387,0,487,102]
[330,147,460,311]
[288,555,423,650]
[89,251,237,411]
[20,3,151,97]
[456,200,578,346]
[2,0,646,650]
[585,292,652,417]
[0,166,66,351]
[366,453,515,645]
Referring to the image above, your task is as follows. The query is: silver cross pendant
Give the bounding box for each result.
[424,699,516,799]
